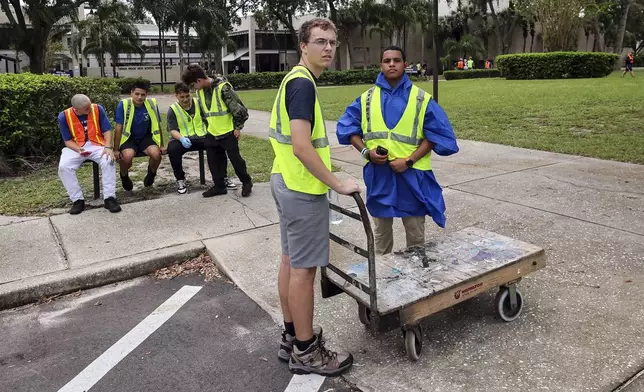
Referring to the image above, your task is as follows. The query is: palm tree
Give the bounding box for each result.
[167,0,228,73]
[72,0,144,77]
[194,20,235,74]
[443,34,484,65]
[337,5,361,69]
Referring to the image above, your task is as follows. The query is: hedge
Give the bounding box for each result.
[0,73,119,173]
[443,69,502,80]
[112,77,151,94]
[226,69,380,90]
[496,52,619,79]
[634,55,643,67]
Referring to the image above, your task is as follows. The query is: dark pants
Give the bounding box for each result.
[167,138,223,182]
[206,132,251,189]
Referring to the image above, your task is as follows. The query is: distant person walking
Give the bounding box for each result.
[622,52,635,78]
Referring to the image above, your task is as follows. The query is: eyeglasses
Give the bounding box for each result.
[307,39,340,48]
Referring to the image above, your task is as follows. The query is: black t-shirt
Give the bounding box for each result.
[285,71,317,132]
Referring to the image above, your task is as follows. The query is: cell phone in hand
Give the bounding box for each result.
[376,145,388,156]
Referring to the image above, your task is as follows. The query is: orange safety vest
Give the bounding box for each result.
[457,60,464,69]
[485,61,491,69]
[63,104,105,147]
[628,54,634,63]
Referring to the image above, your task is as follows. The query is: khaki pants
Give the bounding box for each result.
[373,216,426,255]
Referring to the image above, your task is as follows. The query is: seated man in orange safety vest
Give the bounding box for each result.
[57,94,122,215]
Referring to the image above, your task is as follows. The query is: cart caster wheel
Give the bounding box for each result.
[404,326,423,361]
[358,303,371,326]
[495,287,524,322]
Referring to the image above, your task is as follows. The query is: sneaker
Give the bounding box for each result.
[120,174,133,191]
[69,200,85,215]
[176,180,187,194]
[143,166,156,187]
[241,182,253,197]
[289,336,353,377]
[278,326,323,363]
[103,197,122,213]
[202,186,227,198]
[225,178,237,189]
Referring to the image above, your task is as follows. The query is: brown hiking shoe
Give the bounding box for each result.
[278,325,323,363]
[288,336,353,377]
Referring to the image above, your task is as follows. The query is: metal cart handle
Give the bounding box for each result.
[326,192,379,333]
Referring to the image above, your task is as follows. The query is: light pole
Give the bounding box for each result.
[433,0,439,102]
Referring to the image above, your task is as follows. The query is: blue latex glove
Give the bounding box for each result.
[180,137,192,149]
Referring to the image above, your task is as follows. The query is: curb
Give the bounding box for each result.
[205,245,283,325]
[0,241,205,311]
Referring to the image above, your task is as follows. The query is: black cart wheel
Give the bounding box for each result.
[358,303,371,326]
[404,326,423,361]
[495,287,524,322]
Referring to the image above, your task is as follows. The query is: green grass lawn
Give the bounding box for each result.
[238,71,644,164]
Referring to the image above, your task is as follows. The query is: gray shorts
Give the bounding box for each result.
[270,174,329,269]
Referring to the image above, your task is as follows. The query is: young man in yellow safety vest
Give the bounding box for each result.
[181,64,253,198]
[113,80,163,191]
[337,45,459,255]
[166,82,227,194]
[269,17,360,377]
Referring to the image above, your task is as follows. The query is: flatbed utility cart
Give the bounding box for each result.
[321,194,547,361]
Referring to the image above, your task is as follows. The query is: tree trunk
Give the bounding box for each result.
[178,21,185,73]
[27,44,46,74]
[361,29,367,69]
[615,0,633,54]
[592,17,604,52]
[421,32,425,63]
[487,0,504,55]
[214,48,223,74]
[187,26,191,65]
[327,0,341,70]
[523,37,527,53]
[530,34,535,53]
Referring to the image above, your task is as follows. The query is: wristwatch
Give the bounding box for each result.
[406,158,415,167]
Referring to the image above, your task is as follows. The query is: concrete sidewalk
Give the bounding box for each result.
[2,109,644,391]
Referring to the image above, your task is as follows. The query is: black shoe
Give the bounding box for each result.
[104,197,122,213]
[202,186,227,198]
[241,182,253,197]
[144,166,156,187]
[121,174,133,191]
[69,200,85,215]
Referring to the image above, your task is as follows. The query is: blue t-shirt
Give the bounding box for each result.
[58,105,112,142]
[114,101,152,140]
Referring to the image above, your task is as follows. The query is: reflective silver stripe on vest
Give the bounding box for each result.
[364,87,426,146]
[365,87,375,134]
[148,98,161,136]
[270,68,329,149]
[363,131,389,141]
[268,128,329,148]
[410,89,425,142]
[122,98,133,138]
[172,103,192,137]
[201,84,231,117]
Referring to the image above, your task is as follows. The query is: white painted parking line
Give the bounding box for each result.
[57,285,202,392]
[284,374,326,392]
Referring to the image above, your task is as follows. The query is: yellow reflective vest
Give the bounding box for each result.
[360,85,432,171]
[269,66,331,195]
[119,98,162,147]
[198,82,234,136]
[170,99,207,138]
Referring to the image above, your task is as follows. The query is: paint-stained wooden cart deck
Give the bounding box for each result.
[322,195,547,361]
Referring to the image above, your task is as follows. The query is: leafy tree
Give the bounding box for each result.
[72,0,144,77]
[0,0,86,73]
